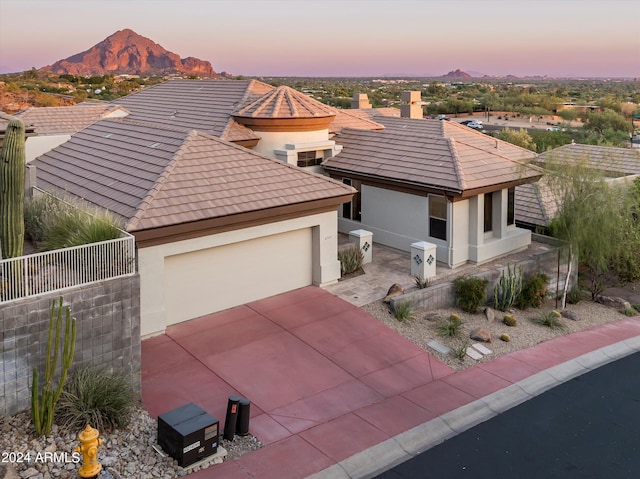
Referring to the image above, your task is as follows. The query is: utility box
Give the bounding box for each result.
[158,403,219,467]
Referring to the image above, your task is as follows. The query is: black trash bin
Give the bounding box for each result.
[236,398,251,436]
[223,395,241,441]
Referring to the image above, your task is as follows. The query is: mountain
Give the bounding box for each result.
[41,29,217,77]
[441,69,472,79]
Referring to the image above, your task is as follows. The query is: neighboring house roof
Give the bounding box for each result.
[112,79,273,143]
[516,144,640,229]
[323,117,540,198]
[347,107,402,120]
[14,103,129,135]
[31,118,355,242]
[537,143,640,176]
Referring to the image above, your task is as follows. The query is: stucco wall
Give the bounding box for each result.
[252,130,332,163]
[0,275,141,417]
[137,211,341,337]
[25,135,71,163]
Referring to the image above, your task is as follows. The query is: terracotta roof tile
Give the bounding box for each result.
[324,117,540,196]
[329,109,385,133]
[32,119,354,232]
[15,103,129,134]
[233,85,337,119]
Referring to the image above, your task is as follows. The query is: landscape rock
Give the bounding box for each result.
[384,283,404,303]
[424,312,444,321]
[484,307,495,321]
[561,309,580,321]
[1,464,20,479]
[470,327,492,343]
[596,295,632,311]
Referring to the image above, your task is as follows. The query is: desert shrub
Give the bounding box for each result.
[55,366,137,432]
[621,307,638,317]
[493,264,523,312]
[450,342,468,361]
[393,301,414,321]
[338,246,364,275]
[566,285,583,305]
[503,314,517,326]
[453,276,489,313]
[24,194,121,251]
[534,310,565,330]
[515,273,549,310]
[436,315,463,337]
[414,275,432,289]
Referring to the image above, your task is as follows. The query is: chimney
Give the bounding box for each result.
[400,91,423,119]
[351,93,372,109]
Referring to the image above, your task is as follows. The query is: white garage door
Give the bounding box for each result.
[164,228,313,325]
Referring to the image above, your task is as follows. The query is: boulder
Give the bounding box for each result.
[384,283,404,303]
[596,295,632,311]
[561,309,580,321]
[470,327,492,343]
[424,312,444,322]
[484,307,495,321]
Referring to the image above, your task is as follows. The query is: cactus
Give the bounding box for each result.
[31,297,76,436]
[500,333,511,342]
[503,314,517,326]
[493,264,523,312]
[0,118,26,259]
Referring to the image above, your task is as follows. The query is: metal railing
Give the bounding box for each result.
[0,235,136,303]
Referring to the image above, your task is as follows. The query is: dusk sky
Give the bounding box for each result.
[1,0,638,78]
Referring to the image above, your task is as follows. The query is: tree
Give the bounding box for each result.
[583,109,632,135]
[495,128,537,151]
[557,109,579,123]
[545,156,640,301]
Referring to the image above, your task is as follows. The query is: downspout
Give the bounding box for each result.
[447,200,454,268]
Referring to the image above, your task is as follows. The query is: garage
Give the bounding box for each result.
[163,228,313,325]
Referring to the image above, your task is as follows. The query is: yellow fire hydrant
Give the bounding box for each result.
[74,424,105,478]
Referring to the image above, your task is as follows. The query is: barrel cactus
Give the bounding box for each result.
[0,118,26,259]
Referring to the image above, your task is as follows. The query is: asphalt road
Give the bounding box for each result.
[375,351,640,479]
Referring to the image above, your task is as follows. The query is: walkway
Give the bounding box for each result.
[141,287,640,479]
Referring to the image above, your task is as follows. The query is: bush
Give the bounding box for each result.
[55,366,137,432]
[493,264,523,312]
[621,307,638,317]
[414,275,432,289]
[24,194,121,251]
[515,273,549,310]
[450,342,468,361]
[338,246,364,275]
[393,301,414,321]
[534,310,565,330]
[436,315,463,337]
[453,276,489,313]
[566,286,583,305]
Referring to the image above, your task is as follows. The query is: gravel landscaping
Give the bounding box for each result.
[363,296,638,371]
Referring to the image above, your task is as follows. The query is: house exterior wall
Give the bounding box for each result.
[338,185,429,252]
[252,129,336,164]
[25,135,71,163]
[137,211,341,337]
[0,275,141,417]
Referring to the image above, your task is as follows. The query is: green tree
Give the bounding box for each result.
[557,109,579,123]
[495,128,537,151]
[583,109,632,135]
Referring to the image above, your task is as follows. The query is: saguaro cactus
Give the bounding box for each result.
[0,117,26,259]
[31,297,76,436]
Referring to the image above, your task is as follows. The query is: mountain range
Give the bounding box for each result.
[40,29,218,77]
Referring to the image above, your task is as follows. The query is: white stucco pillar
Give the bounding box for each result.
[349,229,373,264]
[410,241,437,279]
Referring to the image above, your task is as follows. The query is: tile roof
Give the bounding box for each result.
[329,109,385,133]
[346,107,402,120]
[31,119,355,233]
[515,180,558,228]
[538,143,640,176]
[324,117,540,196]
[233,85,337,119]
[112,79,273,142]
[14,103,129,134]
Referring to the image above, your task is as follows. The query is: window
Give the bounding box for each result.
[484,193,493,233]
[342,178,361,221]
[429,195,447,241]
[507,187,515,226]
[297,150,322,167]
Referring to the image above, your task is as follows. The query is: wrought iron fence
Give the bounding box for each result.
[0,235,135,303]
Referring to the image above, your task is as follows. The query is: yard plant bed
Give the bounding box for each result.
[363,297,638,371]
